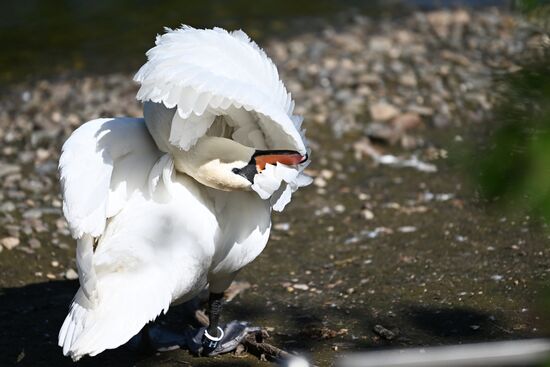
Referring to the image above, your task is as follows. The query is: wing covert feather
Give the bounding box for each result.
[59,117,161,239]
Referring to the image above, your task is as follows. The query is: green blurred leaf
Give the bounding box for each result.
[515,0,550,30]
[476,58,550,222]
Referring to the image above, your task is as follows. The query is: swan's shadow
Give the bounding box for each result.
[0,280,261,367]
[0,280,530,366]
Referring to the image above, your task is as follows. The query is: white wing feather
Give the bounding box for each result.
[135,26,311,211]
[134,26,305,154]
[58,118,180,359]
[59,263,173,360]
[59,117,161,239]
[59,117,163,305]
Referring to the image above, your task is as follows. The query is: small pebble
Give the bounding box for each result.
[65,268,79,280]
[1,237,20,250]
[398,226,417,233]
[370,101,400,121]
[274,223,290,231]
[293,284,309,291]
[373,324,396,340]
[314,176,327,188]
[0,201,16,212]
[18,246,34,254]
[361,209,374,220]
[29,238,41,249]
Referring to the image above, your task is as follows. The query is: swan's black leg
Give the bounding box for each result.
[202,292,224,353]
[207,292,224,336]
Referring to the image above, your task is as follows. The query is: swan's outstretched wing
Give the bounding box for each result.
[135,26,305,153]
[59,118,181,359]
[59,117,163,303]
[59,117,161,238]
[134,26,311,210]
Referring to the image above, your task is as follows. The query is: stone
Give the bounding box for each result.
[293,283,309,291]
[392,112,422,131]
[28,238,41,249]
[0,201,16,212]
[361,209,374,220]
[369,102,400,121]
[0,163,20,178]
[65,268,79,280]
[399,72,418,87]
[314,176,327,188]
[274,223,290,231]
[365,122,401,145]
[369,36,392,53]
[1,237,20,250]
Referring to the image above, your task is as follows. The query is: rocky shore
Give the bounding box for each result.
[0,8,549,367]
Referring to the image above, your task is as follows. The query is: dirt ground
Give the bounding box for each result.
[0,7,549,367]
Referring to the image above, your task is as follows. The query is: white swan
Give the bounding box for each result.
[57,26,310,360]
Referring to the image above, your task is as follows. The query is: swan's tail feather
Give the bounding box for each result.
[58,290,94,361]
[75,234,98,305]
[58,266,173,360]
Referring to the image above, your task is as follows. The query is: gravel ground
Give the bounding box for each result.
[0,8,549,367]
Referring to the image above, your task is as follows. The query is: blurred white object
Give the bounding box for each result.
[283,356,311,367]
[57,26,310,360]
[353,138,436,173]
[373,153,436,172]
[337,339,550,367]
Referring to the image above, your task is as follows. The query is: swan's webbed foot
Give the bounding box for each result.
[128,291,261,357]
[182,291,258,356]
[187,320,261,356]
[201,325,224,354]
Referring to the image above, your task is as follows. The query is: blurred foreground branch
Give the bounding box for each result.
[337,339,550,367]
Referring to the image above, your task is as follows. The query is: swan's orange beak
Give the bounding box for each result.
[254,150,308,172]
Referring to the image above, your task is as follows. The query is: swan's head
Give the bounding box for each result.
[173,135,308,192]
[233,149,308,186]
[137,26,313,210]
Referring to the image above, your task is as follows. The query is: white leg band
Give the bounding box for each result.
[204,326,224,345]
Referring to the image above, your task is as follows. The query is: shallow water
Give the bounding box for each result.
[1,0,508,84]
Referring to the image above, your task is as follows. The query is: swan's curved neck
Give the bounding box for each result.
[171,136,255,191]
